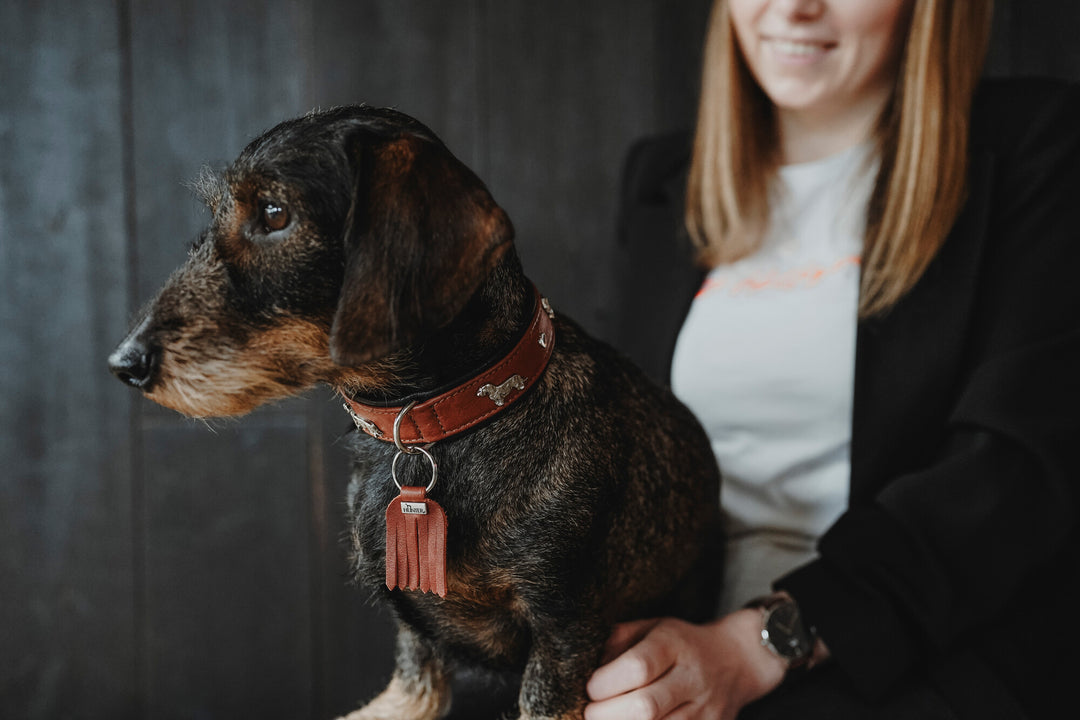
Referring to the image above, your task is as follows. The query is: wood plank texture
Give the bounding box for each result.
[3,1,1079,718]
[127,0,313,301]
[309,0,485,171]
[0,2,136,717]
[140,415,313,719]
[484,0,661,336]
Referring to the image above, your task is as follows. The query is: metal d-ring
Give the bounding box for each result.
[393,400,421,454]
[391,444,438,493]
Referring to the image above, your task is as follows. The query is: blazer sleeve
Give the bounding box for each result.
[776,81,1080,701]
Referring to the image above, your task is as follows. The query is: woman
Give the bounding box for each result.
[588,0,1080,718]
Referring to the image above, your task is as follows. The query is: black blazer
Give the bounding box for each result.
[608,78,1080,719]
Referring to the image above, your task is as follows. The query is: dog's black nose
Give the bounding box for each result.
[108,338,160,389]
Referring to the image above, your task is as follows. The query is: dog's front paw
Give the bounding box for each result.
[339,676,449,720]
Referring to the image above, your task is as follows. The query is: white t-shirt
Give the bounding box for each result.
[671,142,877,613]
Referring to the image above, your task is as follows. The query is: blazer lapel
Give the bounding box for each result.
[850,149,996,503]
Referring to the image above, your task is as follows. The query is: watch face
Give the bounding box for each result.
[763,600,812,661]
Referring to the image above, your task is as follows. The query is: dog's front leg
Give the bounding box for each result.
[341,623,450,720]
[517,618,606,720]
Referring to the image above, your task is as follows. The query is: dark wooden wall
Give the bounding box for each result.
[1,2,1077,718]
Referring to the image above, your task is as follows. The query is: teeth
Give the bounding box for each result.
[770,39,826,56]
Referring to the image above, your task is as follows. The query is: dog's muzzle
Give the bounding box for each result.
[108,316,161,390]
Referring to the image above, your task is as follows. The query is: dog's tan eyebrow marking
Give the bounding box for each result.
[187,166,229,211]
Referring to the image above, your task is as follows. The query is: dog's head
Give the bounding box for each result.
[108,106,513,417]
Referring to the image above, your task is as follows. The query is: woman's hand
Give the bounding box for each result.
[584,610,788,720]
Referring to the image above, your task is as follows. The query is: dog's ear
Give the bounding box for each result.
[329,132,514,366]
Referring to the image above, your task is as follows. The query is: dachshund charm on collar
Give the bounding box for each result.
[477,374,527,406]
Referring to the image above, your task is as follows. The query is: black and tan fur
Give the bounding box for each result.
[109,106,722,720]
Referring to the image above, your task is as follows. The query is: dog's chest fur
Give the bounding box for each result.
[344,317,719,670]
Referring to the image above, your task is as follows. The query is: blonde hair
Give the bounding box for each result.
[686,0,994,316]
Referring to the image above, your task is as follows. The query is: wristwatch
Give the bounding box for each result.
[748,592,818,671]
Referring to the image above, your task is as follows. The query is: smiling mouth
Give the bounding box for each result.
[766,38,836,57]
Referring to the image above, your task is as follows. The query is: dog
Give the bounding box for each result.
[108,106,722,720]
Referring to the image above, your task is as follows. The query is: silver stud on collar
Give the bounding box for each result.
[541,297,555,320]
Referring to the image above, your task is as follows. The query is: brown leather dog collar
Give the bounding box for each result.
[341,289,556,445]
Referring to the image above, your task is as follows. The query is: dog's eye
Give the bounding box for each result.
[260,201,290,233]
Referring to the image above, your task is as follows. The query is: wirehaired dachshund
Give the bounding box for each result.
[108,106,722,720]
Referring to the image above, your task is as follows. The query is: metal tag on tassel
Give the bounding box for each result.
[385,444,448,597]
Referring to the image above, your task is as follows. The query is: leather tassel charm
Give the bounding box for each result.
[385,485,448,597]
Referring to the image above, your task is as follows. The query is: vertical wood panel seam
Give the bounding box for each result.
[116,0,147,716]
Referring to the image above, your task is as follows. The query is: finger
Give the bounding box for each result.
[585,669,681,720]
[600,618,662,665]
[587,624,674,702]
[663,702,711,720]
